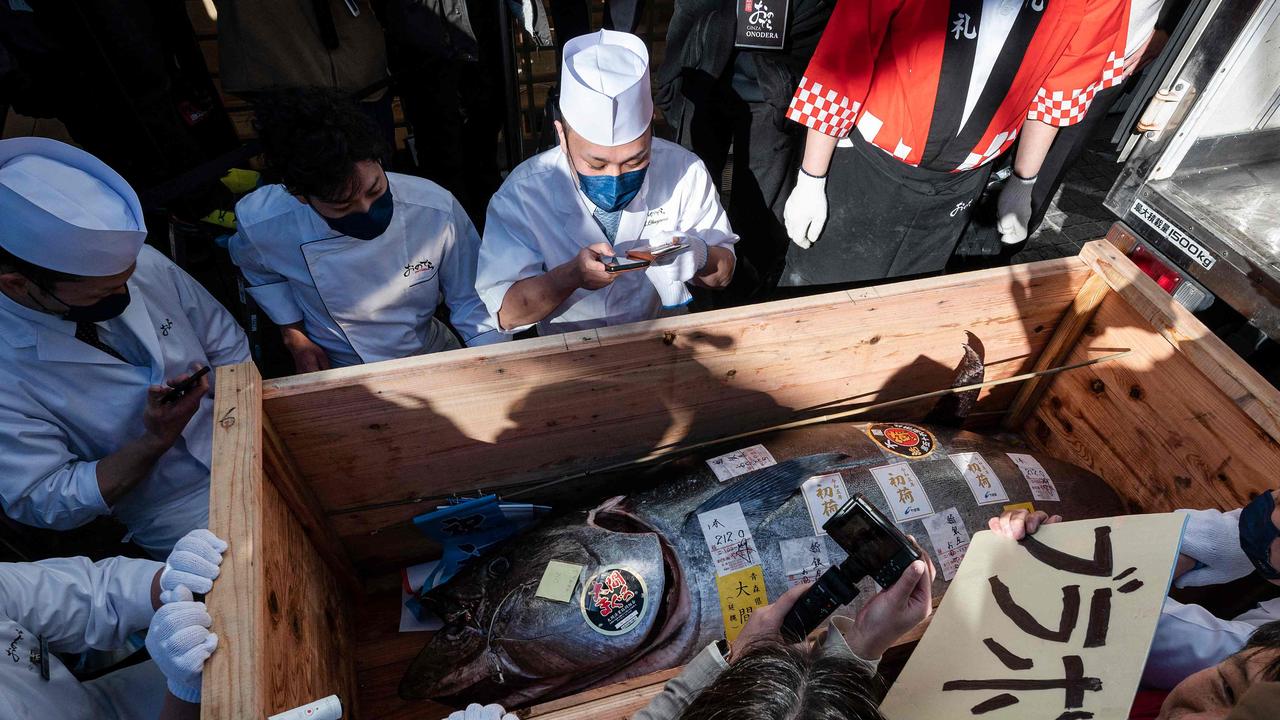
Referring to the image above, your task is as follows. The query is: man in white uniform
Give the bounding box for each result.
[0,137,249,557]
[477,30,738,337]
[989,492,1280,689]
[229,88,504,372]
[0,529,227,719]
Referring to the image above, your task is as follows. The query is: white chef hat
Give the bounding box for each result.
[0,137,147,277]
[559,30,653,147]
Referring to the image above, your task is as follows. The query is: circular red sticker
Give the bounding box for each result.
[580,566,647,636]
[866,422,936,458]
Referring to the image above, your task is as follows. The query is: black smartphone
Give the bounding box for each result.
[602,256,650,273]
[825,494,922,589]
[161,366,211,404]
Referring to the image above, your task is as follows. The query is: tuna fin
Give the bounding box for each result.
[923,335,985,427]
[690,452,849,521]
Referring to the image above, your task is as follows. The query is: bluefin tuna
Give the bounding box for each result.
[399,421,1126,706]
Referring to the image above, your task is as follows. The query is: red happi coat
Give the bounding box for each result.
[786,0,1129,172]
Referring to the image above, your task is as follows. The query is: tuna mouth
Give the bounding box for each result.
[588,498,687,649]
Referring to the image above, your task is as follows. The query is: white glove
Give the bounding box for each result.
[996,173,1037,245]
[444,703,518,720]
[160,529,228,603]
[146,585,216,703]
[644,232,708,309]
[783,170,828,249]
[1174,508,1255,588]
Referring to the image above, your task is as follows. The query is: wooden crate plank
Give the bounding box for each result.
[1004,272,1112,429]
[204,362,264,717]
[1078,240,1280,440]
[1026,292,1280,513]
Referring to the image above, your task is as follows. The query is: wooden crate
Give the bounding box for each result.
[203,236,1280,719]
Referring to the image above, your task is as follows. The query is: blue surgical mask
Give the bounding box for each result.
[321,185,395,240]
[1240,491,1280,580]
[578,168,646,213]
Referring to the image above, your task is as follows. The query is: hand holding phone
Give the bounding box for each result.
[161,366,211,404]
[602,256,650,273]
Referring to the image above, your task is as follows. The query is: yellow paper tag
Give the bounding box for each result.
[535,560,584,603]
[1003,501,1036,514]
[716,565,769,642]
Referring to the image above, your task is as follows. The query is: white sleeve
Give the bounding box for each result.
[679,159,738,255]
[0,557,162,654]
[439,199,508,347]
[476,187,549,335]
[0,404,111,529]
[227,229,305,326]
[1142,597,1260,689]
[159,249,251,366]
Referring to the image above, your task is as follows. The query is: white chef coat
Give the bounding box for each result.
[229,173,505,368]
[0,246,250,557]
[1142,506,1279,689]
[0,556,167,720]
[477,137,738,336]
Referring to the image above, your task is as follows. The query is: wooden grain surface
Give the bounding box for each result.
[1025,251,1280,512]
[261,259,1092,571]
[204,362,264,718]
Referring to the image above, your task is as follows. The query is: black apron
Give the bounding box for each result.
[779,131,994,286]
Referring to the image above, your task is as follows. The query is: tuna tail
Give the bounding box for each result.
[923,334,986,427]
[690,452,850,523]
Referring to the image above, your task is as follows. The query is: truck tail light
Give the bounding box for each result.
[1127,242,1213,312]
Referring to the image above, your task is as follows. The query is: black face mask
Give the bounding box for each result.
[319,185,395,240]
[1240,491,1280,580]
[32,284,132,323]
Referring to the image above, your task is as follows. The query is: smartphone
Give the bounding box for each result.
[161,366,211,404]
[626,241,690,263]
[824,494,922,589]
[602,256,650,273]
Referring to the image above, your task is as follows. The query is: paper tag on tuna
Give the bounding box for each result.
[1007,453,1060,501]
[717,565,769,642]
[698,503,761,577]
[801,472,850,535]
[706,444,777,482]
[536,560,584,603]
[922,508,971,581]
[949,452,1009,506]
[780,537,831,588]
[870,462,935,522]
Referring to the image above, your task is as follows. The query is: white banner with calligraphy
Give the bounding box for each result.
[882,514,1185,720]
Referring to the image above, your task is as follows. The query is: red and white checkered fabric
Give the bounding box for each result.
[1027,51,1124,127]
[786,75,860,138]
[955,128,1019,172]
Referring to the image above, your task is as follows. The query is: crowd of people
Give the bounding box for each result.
[0,1,1274,719]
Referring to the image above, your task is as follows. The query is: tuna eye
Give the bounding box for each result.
[487,557,510,577]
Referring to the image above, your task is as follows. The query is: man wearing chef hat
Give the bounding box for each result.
[0,137,249,557]
[477,30,739,336]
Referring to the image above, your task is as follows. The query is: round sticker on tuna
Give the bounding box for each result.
[866,422,937,459]
[580,566,647,636]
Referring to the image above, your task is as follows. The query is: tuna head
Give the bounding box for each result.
[399,504,675,705]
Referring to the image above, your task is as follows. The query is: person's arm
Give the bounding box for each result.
[96,369,209,506]
[630,642,731,720]
[495,244,616,331]
[226,228,325,371]
[0,557,162,653]
[799,130,840,179]
[695,246,736,289]
[1012,121,1059,180]
[996,124,1059,244]
[677,158,738,290]
[438,199,508,347]
[1142,597,1261,689]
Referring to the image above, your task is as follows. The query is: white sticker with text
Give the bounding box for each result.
[1008,453,1060,502]
[869,462,935,522]
[705,444,777,482]
[780,536,831,588]
[698,503,762,577]
[801,472,850,536]
[949,452,1009,506]
[922,508,972,581]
